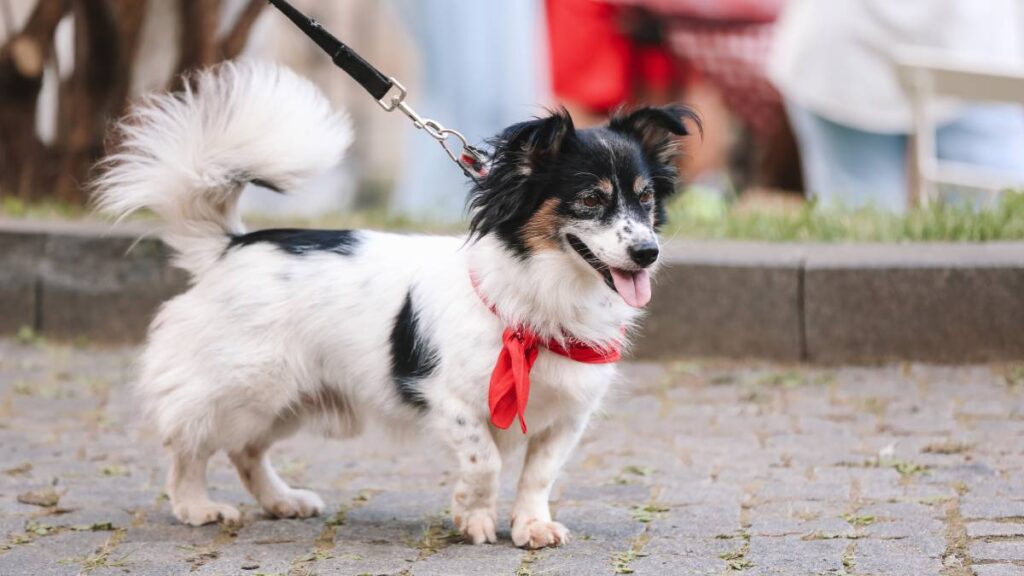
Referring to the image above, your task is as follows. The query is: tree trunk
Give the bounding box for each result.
[54,0,122,204]
[0,0,70,200]
[220,0,264,60]
[174,0,218,87]
[1,0,265,204]
[108,0,148,112]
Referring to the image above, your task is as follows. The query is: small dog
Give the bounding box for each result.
[94,62,696,549]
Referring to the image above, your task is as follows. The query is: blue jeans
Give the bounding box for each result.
[787,102,1024,212]
[390,0,544,222]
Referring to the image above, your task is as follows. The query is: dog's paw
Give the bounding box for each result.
[264,488,324,519]
[455,508,497,545]
[512,518,570,549]
[173,500,241,526]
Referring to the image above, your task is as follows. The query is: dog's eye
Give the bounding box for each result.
[638,189,654,205]
[581,193,604,208]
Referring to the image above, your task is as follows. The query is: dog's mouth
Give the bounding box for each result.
[566,234,651,308]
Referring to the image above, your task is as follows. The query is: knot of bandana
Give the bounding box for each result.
[471,273,622,434]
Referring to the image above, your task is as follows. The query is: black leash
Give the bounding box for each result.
[266,0,489,182]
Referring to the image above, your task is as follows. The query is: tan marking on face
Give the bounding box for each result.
[521,198,562,252]
[596,178,613,194]
[632,177,656,224]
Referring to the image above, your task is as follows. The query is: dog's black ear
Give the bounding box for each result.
[610,105,700,230]
[608,105,700,165]
[495,108,575,170]
[468,109,575,241]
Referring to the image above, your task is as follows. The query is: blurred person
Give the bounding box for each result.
[770,0,1024,213]
[546,0,796,199]
[546,0,681,126]
[389,0,547,222]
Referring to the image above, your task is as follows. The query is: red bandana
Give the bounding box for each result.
[470,272,622,434]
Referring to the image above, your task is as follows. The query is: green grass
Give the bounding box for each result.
[1,196,86,219]
[6,188,1024,242]
[663,190,1024,242]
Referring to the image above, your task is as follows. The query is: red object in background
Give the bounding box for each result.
[607,0,783,23]
[546,0,678,113]
[547,0,783,142]
[666,20,780,141]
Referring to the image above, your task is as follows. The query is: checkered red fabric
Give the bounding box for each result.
[608,0,783,23]
[665,19,781,141]
[595,0,784,142]
[547,0,784,142]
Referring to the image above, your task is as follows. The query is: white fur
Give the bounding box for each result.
[94,62,643,548]
[93,61,351,276]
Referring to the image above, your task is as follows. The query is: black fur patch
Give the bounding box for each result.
[389,290,439,410]
[227,229,360,256]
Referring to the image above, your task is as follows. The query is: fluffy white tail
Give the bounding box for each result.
[93,61,352,276]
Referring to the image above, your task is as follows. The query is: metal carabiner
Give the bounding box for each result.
[377,76,490,182]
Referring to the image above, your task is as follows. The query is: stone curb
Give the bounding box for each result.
[2,219,1022,363]
[638,240,1024,363]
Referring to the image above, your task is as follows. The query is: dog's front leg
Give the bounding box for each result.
[440,408,502,544]
[510,418,586,549]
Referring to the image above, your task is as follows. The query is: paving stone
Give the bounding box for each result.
[859,501,945,521]
[745,536,848,575]
[649,504,742,538]
[972,479,1024,499]
[106,541,195,576]
[960,399,1011,418]
[316,540,421,575]
[655,481,742,506]
[759,479,851,502]
[552,503,644,544]
[749,517,854,538]
[863,517,945,539]
[409,542,524,576]
[967,521,1024,538]
[527,540,617,575]
[853,539,943,575]
[234,517,328,545]
[962,498,1024,520]
[3,343,1024,573]
[0,531,111,576]
[972,541,1024,562]
[630,537,733,575]
[923,463,998,485]
[191,541,309,575]
[558,482,651,504]
[972,564,1024,576]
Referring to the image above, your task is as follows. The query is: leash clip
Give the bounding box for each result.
[377,76,490,182]
[376,78,408,112]
[267,1,488,182]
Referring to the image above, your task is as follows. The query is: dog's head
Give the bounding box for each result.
[469,105,699,308]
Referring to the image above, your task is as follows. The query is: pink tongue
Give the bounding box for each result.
[610,268,652,308]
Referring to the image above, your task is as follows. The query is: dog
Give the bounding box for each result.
[93,61,697,549]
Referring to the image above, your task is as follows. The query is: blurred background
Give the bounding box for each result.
[3,0,1024,241]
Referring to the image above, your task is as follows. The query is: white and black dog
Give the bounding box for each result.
[94,62,697,549]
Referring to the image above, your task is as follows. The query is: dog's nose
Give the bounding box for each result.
[628,241,659,268]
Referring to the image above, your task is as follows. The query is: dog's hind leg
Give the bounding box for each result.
[168,449,241,526]
[229,442,324,519]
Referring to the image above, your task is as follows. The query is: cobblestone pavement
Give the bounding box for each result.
[1,340,1023,575]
